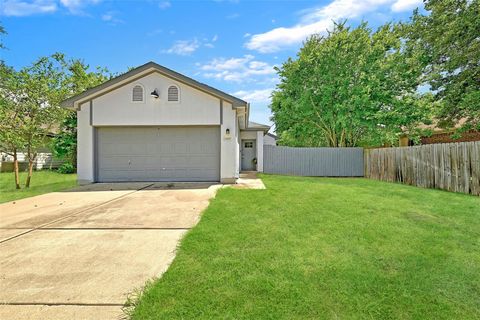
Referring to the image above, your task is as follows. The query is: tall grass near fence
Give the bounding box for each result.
[364,142,480,196]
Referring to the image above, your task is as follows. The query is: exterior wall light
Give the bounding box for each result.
[150,89,160,99]
[225,128,231,139]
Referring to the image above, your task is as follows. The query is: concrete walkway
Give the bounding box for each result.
[233,171,266,189]
[0,182,221,320]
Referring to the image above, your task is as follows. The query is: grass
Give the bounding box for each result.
[0,170,77,204]
[130,175,480,319]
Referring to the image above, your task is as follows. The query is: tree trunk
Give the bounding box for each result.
[25,160,34,188]
[12,150,20,189]
[25,149,36,188]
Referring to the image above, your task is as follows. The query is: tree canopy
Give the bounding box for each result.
[0,52,111,187]
[405,0,479,130]
[271,22,428,147]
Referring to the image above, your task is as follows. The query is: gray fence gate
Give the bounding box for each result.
[263,145,364,177]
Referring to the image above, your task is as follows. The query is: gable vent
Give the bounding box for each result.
[132,85,144,102]
[168,86,179,102]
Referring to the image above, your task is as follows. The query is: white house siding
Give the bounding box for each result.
[256,131,264,172]
[240,131,257,140]
[263,134,277,146]
[220,101,238,183]
[235,117,241,177]
[0,152,63,172]
[91,72,220,126]
[77,102,94,184]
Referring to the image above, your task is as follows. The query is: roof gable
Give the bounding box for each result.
[61,61,248,109]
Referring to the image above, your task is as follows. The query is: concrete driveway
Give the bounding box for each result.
[0,182,221,320]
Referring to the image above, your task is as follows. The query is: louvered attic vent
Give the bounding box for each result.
[132,85,144,102]
[168,86,179,102]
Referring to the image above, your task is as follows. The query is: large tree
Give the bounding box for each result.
[405,0,479,130]
[271,22,428,147]
[52,60,111,169]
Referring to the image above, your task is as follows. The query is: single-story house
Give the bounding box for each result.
[1,149,64,172]
[61,61,271,184]
[263,132,278,146]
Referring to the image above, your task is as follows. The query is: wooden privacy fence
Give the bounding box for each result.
[364,141,480,196]
[263,145,364,177]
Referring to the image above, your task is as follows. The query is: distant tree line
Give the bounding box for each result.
[271,0,479,147]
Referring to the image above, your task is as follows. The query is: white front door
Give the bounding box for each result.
[241,140,256,171]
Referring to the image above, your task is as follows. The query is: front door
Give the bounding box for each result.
[241,140,256,171]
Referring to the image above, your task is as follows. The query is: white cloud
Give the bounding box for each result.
[391,0,422,12]
[164,39,200,56]
[158,1,170,9]
[59,0,101,14]
[233,88,274,104]
[198,55,276,82]
[245,0,395,53]
[101,10,123,24]
[212,34,218,42]
[0,0,57,17]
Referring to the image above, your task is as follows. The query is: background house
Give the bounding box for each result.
[400,119,480,146]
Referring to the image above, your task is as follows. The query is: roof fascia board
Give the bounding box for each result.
[62,62,247,109]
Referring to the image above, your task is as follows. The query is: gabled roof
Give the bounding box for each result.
[61,61,248,109]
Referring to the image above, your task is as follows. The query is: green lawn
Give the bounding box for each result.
[0,170,77,203]
[130,175,480,319]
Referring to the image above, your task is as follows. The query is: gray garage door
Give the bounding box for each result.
[96,127,220,182]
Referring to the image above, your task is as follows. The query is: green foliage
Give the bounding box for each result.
[52,112,77,167]
[271,22,428,147]
[0,63,27,155]
[1,53,111,187]
[405,0,480,130]
[52,60,110,168]
[57,162,75,174]
[0,23,6,50]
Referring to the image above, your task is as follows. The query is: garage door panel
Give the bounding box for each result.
[97,127,220,182]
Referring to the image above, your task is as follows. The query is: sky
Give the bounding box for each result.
[0,0,423,128]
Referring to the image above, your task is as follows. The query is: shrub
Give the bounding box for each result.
[57,162,75,174]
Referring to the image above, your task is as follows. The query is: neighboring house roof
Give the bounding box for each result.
[61,61,248,109]
[244,121,270,133]
[266,132,277,139]
[403,118,470,137]
[417,118,468,133]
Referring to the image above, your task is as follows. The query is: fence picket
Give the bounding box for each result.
[364,142,479,196]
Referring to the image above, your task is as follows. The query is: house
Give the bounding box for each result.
[399,119,480,146]
[1,149,64,172]
[263,132,277,146]
[61,62,271,184]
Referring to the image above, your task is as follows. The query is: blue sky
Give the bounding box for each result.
[0,0,423,127]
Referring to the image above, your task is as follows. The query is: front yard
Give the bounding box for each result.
[130,175,480,319]
[0,171,77,204]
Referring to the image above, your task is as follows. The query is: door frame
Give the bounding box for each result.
[241,139,257,171]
